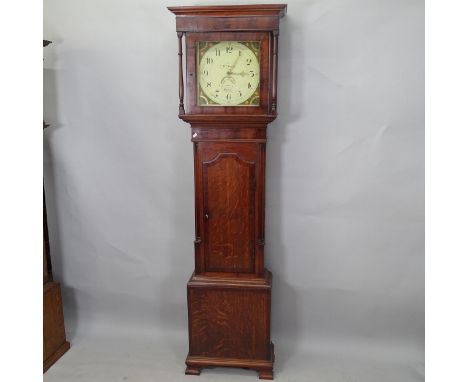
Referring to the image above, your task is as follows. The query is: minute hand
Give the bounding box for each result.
[227,70,248,77]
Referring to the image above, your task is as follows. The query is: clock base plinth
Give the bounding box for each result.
[186,271,274,379]
[43,281,70,372]
[185,342,275,380]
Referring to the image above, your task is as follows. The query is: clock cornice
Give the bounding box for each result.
[167,4,287,18]
[168,4,287,33]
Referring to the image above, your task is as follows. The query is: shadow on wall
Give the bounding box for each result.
[266,6,305,372]
[151,73,192,355]
[152,135,192,357]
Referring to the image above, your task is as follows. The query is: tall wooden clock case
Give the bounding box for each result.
[168,5,287,380]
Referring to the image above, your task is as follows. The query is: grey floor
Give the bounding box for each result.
[44,333,424,382]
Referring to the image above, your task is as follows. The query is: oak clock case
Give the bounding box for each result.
[168,5,287,380]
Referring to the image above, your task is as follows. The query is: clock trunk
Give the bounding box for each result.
[194,140,266,276]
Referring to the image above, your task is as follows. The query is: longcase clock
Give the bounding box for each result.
[168,5,287,380]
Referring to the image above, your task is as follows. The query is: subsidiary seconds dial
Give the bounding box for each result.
[198,41,260,106]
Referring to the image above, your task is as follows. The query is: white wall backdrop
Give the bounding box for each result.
[44,0,424,370]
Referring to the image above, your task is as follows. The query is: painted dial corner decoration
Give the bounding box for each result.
[197,41,260,106]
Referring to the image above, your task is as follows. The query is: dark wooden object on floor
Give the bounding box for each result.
[43,39,70,373]
[43,196,70,372]
[168,5,287,380]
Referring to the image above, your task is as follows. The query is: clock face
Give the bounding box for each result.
[197,41,260,106]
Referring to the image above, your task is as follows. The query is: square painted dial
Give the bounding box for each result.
[197,41,260,106]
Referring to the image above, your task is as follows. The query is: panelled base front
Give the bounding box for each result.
[43,281,70,372]
[186,270,274,379]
